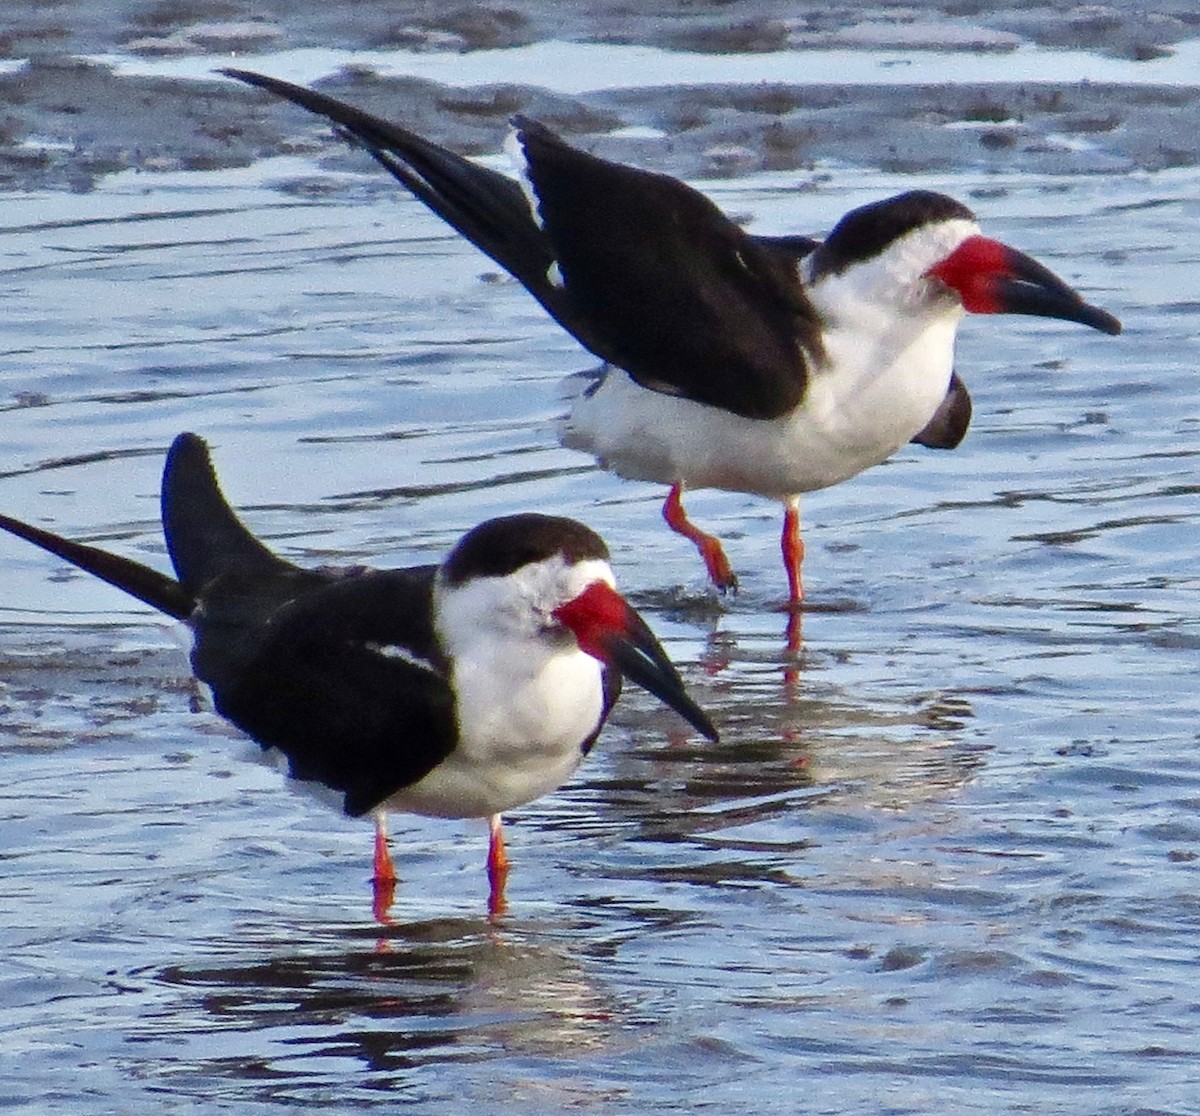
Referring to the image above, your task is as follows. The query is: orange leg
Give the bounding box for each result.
[662,482,737,592]
[486,814,510,918]
[782,497,805,666]
[782,496,805,610]
[371,814,397,924]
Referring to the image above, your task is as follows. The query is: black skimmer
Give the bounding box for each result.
[222,70,1122,609]
[0,433,716,918]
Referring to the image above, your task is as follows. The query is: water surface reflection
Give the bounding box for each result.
[0,145,1197,1114]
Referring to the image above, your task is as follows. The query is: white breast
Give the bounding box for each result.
[385,556,612,820]
[560,332,954,500]
[388,642,603,819]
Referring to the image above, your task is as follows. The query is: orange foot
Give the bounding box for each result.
[662,483,737,592]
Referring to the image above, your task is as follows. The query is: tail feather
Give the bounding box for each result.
[0,512,194,620]
[162,433,289,595]
[222,69,556,301]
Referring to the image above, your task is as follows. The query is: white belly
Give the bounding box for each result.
[383,648,604,820]
[560,318,958,500]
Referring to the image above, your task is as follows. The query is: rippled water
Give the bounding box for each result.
[0,105,1198,1113]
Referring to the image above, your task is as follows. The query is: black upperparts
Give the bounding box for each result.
[197,564,455,818]
[514,115,821,420]
[4,428,465,818]
[809,190,977,281]
[440,513,610,587]
[155,432,460,815]
[223,70,823,423]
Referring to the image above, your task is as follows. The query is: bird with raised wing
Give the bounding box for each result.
[222,70,1122,609]
[0,433,716,919]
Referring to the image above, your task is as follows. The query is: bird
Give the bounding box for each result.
[221,69,1122,609]
[0,432,717,919]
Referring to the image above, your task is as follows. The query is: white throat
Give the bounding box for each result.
[795,217,979,459]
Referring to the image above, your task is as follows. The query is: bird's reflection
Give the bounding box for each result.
[148,915,627,1085]
[635,579,872,696]
[603,595,986,828]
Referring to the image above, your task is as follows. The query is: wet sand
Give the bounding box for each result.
[1,1,1198,192]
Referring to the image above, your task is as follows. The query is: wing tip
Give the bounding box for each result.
[162,431,286,593]
[164,431,216,494]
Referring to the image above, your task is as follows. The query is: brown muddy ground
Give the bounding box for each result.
[0,1,1198,192]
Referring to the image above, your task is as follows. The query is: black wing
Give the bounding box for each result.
[515,117,821,419]
[160,431,457,815]
[0,431,289,621]
[194,565,457,818]
[747,233,821,260]
[581,667,623,758]
[223,71,820,421]
[162,432,292,595]
[910,372,973,450]
[221,70,557,307]
[0,510,193,619]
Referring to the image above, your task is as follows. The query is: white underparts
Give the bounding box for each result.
[560,218,980,498]
[385,556,617,819]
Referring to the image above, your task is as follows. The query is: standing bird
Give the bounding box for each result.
[0,433,716,919]
[222,70,1122,608]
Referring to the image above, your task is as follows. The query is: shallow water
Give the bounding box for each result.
[0,79,1198,1116]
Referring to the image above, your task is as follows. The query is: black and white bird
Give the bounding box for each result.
[0,433,716,918]
[223,70,1122,609]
